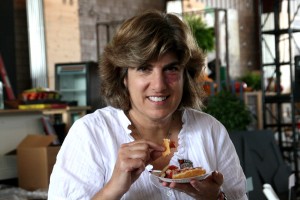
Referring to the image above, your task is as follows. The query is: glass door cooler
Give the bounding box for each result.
[55,61,104,111]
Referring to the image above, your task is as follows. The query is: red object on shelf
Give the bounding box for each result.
[234,81,247,93]
[0,54,16,100]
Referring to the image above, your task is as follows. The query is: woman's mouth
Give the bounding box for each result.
[148,96,168,102]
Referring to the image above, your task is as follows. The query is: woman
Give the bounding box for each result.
[48,10,247,200]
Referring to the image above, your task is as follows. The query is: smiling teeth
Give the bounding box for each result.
[149,96,167,102]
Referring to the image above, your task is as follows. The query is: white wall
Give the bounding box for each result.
[0,110,44,155]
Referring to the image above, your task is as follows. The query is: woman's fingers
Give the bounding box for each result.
[189,171,223,193]
[162,171,224,199]
[126,139,165,152]
[119,140,164,171]
[211,171,224,186]
[121,140,164,163]
[108,140,165,197]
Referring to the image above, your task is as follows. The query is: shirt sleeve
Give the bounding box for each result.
[212,119,248,200]
[48,119,107,200]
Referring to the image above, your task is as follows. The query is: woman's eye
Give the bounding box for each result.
[137,66,150,72]
[165,65,180,72]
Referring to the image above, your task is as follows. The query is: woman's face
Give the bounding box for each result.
[124,52,184,121]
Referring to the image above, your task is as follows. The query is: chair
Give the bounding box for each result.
[229,130,292,200]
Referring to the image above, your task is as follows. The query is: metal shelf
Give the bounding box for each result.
[264,94,291,103]
[262,61,291,67]
[259,0,300,187]
[262,28,300,35]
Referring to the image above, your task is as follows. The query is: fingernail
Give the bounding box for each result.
[214,171,219,175]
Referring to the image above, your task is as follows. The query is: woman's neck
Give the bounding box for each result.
[127,110,180,143]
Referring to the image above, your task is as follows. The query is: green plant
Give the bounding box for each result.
[184,14,215,52]
[238,71,262,91]
[203,91,252,131]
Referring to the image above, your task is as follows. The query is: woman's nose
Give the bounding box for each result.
[151,71,167,91]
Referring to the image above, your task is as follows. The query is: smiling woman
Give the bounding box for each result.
[124,52,183,124]
[100,11,206,112]
[48,10,248,200]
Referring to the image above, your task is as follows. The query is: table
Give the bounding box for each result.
[42,106,91,131]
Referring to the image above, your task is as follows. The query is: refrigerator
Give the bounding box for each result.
[55,61,104,111]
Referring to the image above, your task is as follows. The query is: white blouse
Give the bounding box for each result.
[48,106,248,200]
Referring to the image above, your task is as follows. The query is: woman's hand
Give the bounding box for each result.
[93,139,164,199]
[162,171,224,200]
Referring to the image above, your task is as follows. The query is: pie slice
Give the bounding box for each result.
[160,165,206,179]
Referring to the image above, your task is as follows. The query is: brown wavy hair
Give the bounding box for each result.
[99,10,206,111]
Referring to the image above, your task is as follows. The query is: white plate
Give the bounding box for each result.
[151,170,210,183]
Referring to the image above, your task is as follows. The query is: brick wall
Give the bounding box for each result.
[44,0,82,89]
[78,0,166,62]
[182,0,260,79]
[237,0,260,75]
[43,0,165,89]
[10,0,259,93]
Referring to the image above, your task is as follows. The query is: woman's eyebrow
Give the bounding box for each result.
[164,61,180,67]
